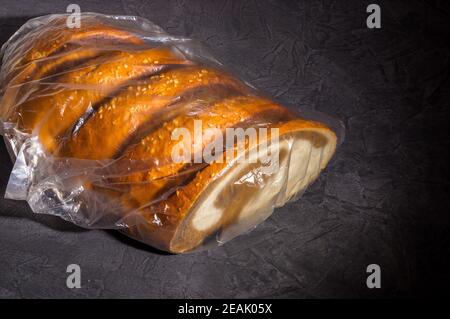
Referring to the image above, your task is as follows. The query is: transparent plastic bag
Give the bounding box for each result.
[0,13,344,253]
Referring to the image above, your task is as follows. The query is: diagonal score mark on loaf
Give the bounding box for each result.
[3,48,119,120]
[1,15,144,85]
[0,17,146,120]
[111,83,247,159]
[97,96,290,199]
[65,63,189,138]
[56,66,249,159]
[14,47,192,153]
[117,105,297,206]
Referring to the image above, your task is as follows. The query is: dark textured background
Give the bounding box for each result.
[0,0,449,298]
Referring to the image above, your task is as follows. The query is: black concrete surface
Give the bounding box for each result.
[0,0,449,298]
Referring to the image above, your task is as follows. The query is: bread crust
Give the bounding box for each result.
[17,47,189,152]
[2,17,143,84]
[57,66,247,159]
[1,18,145,120]
[108,96,290,200]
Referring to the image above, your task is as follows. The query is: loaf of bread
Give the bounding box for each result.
[0,14,338,253]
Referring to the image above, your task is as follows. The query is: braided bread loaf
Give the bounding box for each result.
[0,14,337,253]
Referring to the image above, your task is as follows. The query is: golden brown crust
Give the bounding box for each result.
[16,47,190,152]
[112,95,291,204]
[0,18,145,120]
[2,17,144,84]
[57,66,247,159]
[1,48,109,121]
